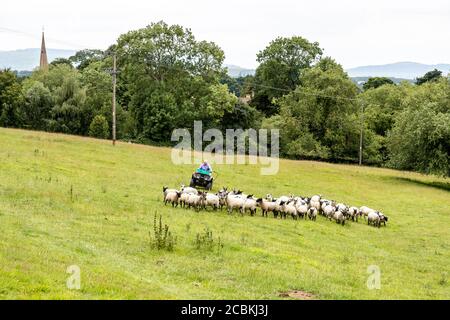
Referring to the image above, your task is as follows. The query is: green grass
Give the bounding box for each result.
[0,128,449,299]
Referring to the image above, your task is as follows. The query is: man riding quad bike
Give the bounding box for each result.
[190,160,214,190]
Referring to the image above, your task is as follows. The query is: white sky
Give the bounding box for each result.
[1,0,449,69]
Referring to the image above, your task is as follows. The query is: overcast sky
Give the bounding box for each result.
[1,0,449,69]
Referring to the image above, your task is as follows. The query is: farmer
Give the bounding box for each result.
[198,160,212,175]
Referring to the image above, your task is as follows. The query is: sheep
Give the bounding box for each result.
[320,199,332,215]
[323,204,336,220]
[311,195,321,202]
[332,210,346,225]
[242,195,258,216]
[360,206,376,220]
[336,203,348,215]
[307,207,317,221]
[179,192,191,208]
[348,206,360,222]
[275,196,293,217]
[378,212,389,226]
[217,189,228,209]
[367,211,381,227]
[280,200,298,220]
[294,199,308,219]
[225,194,246,215]
[163,186,178,200]
[164,190,181,207]
[204,193,220,210]
[181,185,198,195]
[256,198,279,218]
[186,192,206,211]
[310,200,321,213]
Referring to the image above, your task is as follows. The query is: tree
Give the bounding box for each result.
[24,64,87,134]
[387,78,450,176]
[276,58,359,160]
[22,81,53,130]
[416,69,443,85]
[69,49,105,70]
[0,69,24,127]
[89,115,110,139]
[363,77,394,90]
[50,58,73,68]
[251,36,323,116]
[116,21,236,142]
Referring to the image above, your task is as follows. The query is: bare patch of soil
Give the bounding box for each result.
[279,290,317,300]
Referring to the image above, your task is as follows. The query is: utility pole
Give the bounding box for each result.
[359,100,364,166]
[112,54,117,146]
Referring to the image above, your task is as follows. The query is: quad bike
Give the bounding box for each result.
[189,168,215,190]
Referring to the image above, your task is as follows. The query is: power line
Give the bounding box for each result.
[0,26,95,49]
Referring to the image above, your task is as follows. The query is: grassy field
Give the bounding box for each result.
[0,128,449,299]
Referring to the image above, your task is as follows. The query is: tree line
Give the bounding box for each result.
[0,21,449,176]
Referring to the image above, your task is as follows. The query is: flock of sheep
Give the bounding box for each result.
[162,185,389,228]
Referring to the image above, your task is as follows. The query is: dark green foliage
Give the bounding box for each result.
[387,79,450,176]
[89,115,109,139]
[276,58,360,160]
[363,77,394,90]
[116,21,237,141]
[22,81,53,130]
[251,36,323,116]
[0,69,24,127]
[69,49,105,70]
[416,69,443,85]
[50,58,73,68]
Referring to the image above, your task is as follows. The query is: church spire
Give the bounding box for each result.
[39,30,48,71]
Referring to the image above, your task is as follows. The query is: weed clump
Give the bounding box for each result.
[194,227,223,252]
[150,213,176,251]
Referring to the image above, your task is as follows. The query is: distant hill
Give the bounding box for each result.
[346,62,450,80]
[0,48,76,71]
[225,64,255,78]
[350,76,414,88]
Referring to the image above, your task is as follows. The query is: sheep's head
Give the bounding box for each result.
[163,186,168,192]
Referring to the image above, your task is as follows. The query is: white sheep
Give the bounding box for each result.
[242,196,258,216]
[332,210,346,225]
[179,192,191,208]
[280,201,298,219]
[186,192,206,211]
[164,190,181,207]
[294,200,308,219]
[348,206,360,222]
[181,185,198,195]
[323,204,336,220]
[256,198,279,218]
[225,194,245,215]
[307,207,317,221]
[367,211,381,227]
[204,193,220,210]
[163,186,178,200]
[360,206,375,220]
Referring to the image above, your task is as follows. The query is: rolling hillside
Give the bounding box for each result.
[346,62,450,79]
[0,128,449,299]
